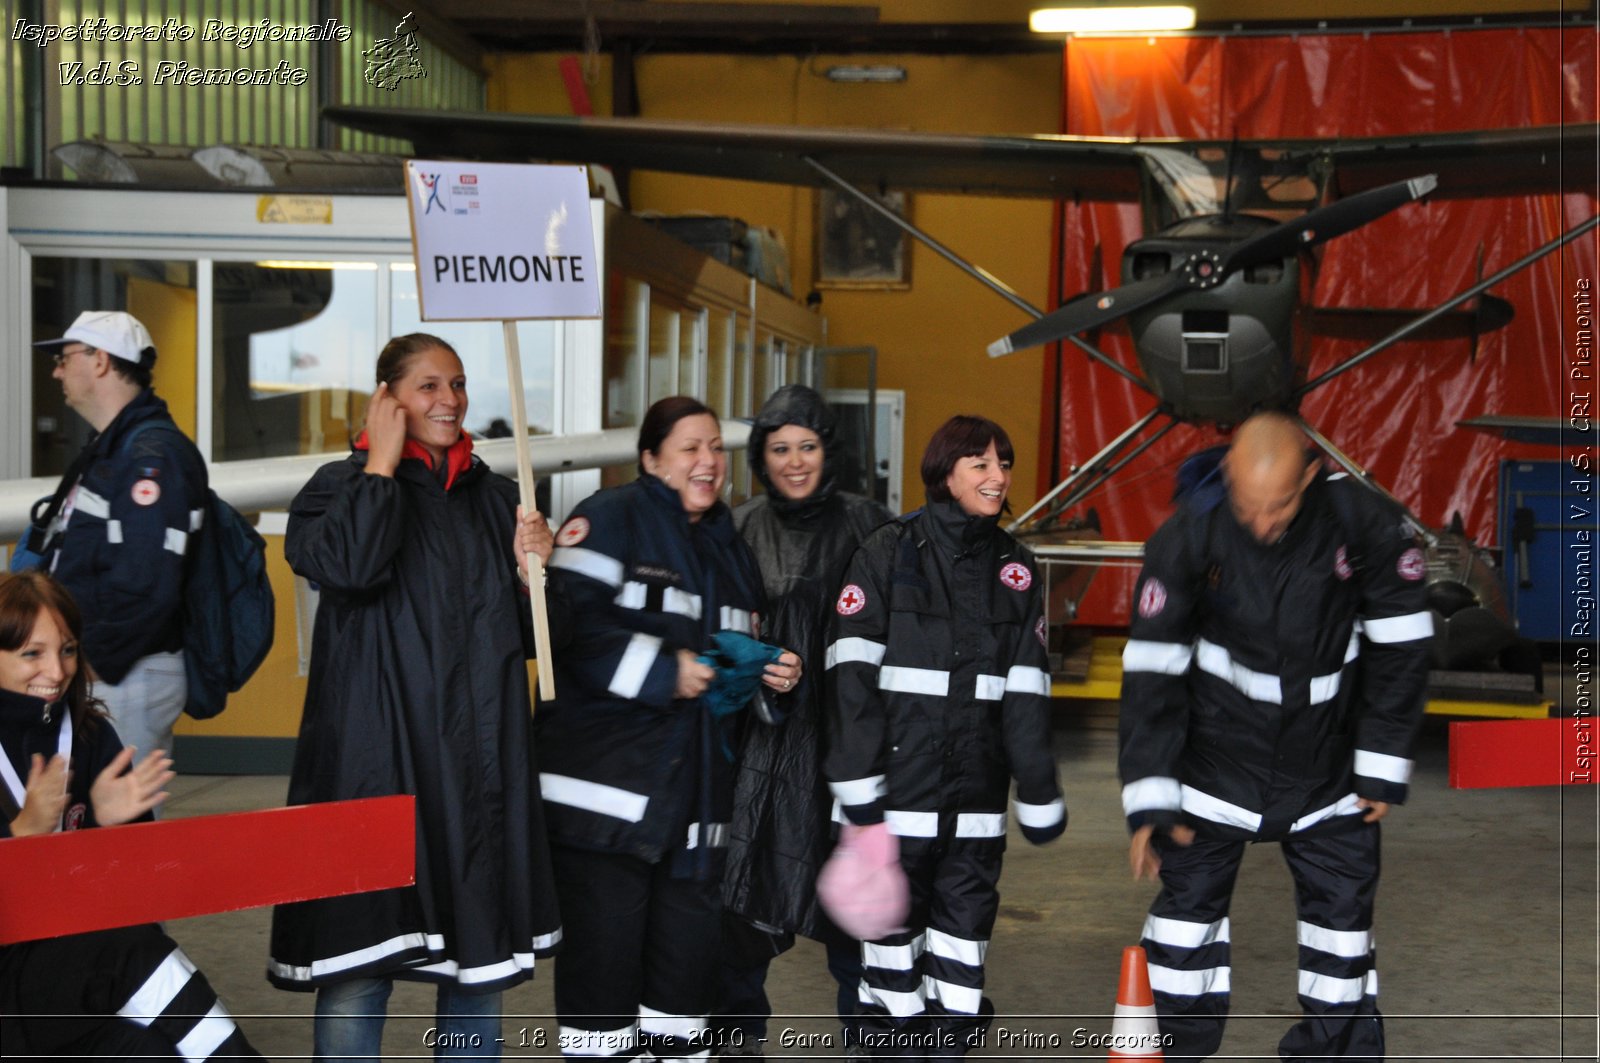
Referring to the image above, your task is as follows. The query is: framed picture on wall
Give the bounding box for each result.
[815,188,912,290]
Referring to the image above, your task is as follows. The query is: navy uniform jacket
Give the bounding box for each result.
[33,390,205,684]
[0,690,148,836]
[539,475,768,874]
[823,500,1066,847]
[1118,474,1432,840]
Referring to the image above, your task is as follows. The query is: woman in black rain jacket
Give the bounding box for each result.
[267,334,561,1060]
[716,385,891,1052]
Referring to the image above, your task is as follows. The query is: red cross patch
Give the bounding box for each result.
[1397,547,1426,581]
[1334,545,1353,581]
[1138,577,1168,619]
[555,516,590,546]
[836,583,867,615]
[1035,615,1049,648]
[131,479,161,506]
[999,562,1032,591]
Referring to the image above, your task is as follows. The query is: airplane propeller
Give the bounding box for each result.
[988,173,1439,357]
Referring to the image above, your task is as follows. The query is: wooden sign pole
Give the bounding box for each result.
[503,320,557,703]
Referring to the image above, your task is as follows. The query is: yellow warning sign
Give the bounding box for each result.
[256,196,334,224]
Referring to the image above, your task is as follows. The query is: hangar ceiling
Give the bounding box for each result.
[377,0,1592,61]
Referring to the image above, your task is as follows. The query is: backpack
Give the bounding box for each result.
[125,423,275,719]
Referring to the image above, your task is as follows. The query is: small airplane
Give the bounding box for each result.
[325,104,1598,671]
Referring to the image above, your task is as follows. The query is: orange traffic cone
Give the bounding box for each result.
[1108,945,1164,1059]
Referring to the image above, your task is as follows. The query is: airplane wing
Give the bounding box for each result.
[323,106,1146,201]
[1457,415,1598,447]
[326,105,1596,201]
[1314,126,1599,199]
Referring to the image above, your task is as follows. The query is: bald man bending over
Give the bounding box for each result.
[1118,413,1432,1062]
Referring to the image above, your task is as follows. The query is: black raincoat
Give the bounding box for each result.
[722,385,892,939]
[267,438,561,994]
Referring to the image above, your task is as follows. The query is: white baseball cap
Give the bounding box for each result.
[34,310,154,364]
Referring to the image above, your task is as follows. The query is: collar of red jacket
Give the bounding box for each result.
[352,430,475,489]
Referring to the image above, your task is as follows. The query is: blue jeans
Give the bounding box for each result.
[314,977,502,1061]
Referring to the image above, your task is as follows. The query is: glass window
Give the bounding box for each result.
[706,309,733,416]
[212,261,378,461]
[647,292,682,405]
[753,330,776,411]
[31,257,198,476]
[389,265,558,440]
[601,275,647,489]
[682,308,705,401]
[605,276,646,432]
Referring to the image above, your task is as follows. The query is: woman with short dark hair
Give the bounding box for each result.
[824,414,1067,1056]
[540,396,802,1061]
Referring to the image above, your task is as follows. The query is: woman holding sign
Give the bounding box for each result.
[268,334,561,1060]
[539,396,802,1061]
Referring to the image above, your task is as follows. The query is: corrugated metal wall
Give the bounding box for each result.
[333,1,483,153]
[1,0,482,173]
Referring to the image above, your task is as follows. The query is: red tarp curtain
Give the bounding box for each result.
[1047,28,1598,627]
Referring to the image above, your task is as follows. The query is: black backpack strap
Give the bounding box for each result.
[1322,475,1374,584]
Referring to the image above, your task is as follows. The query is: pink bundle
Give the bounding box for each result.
[815,822,909,941]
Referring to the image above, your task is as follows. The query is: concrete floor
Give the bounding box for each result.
[148,707,1600,1063]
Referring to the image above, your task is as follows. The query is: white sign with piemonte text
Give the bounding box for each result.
[405,160,601,322]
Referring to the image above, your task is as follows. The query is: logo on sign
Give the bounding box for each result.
[419,171,444,214]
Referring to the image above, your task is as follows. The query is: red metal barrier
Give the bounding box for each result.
[0,796,415,945]
[1449,718,1600,789]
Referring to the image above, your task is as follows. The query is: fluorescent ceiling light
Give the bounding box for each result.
[1030,5,1196,34]
[253,260,379,270]
[825,64,907,83]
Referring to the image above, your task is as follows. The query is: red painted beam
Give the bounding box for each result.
[0,796,414,945]
[1449,718,1600,789]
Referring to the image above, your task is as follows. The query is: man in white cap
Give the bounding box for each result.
[17,310,207,772]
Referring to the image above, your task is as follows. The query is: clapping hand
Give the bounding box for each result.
[9,754,69,836]
[90,747,174,827]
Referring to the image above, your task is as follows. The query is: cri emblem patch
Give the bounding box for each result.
[555,516,590,546]
[836,584,867,615]
[1138,578,1167,618]
[1035,616,1049,648]
[1397,547,1425,581]
[131,479,161,506]
[1334,545,1353,581]
[999,562,1032,591]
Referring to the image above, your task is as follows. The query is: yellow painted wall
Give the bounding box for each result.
[127,276,197,438]
[488,50,1062,513]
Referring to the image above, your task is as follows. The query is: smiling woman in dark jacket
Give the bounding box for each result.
[267,334,561,1061]
[715,385,891,1056]
[0,570,261,1060]
[539,396,802,1062]
[824,415,1066,1058]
